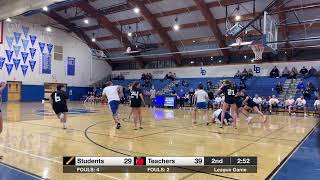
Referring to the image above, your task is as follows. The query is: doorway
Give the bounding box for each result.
[7,81,21,101]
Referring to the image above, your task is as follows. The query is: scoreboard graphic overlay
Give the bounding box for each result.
[63,156,257,173]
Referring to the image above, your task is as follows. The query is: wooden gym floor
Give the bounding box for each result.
[0,102,317,180]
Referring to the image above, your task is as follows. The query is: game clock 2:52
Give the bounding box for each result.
[231,157,257,165]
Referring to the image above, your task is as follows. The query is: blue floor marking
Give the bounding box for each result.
[0,162,44,180]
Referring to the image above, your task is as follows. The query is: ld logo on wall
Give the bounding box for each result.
[200,68,207,76]
[253,65,260,73]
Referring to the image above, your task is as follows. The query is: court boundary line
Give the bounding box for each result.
[0,161,45,180]
[84,120,239,180]
[265,121,320,179]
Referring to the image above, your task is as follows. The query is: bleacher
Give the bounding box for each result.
[294,77,319,109]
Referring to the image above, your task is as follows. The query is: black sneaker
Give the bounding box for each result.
[116,123,121,129]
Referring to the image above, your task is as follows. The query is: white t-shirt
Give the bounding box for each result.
[285,99,295,106]
[213,109,222,118]
[194,89,208,103]
[215,96,222,104]
[253,97,262,104]
[269,98,279,105]
[150,89,156,98]
[314,100,320,107]
[296,98,306,106]
[102,85,120,103]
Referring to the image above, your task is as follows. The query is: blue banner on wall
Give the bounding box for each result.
[21,65,28,76]
[13,45,21,57]
[22,26,29,38]
[21,52,28,63]
[13,58,21,70]
[42,53,51,74]
[29,35,37,47]
[39,42,45,53]
[6,63,13,75]
[0,57,5,69]
[5,50,13,62]
[47,44,53,54]
[6,36,13,49]
[67,57,75,76]
[21,39,29,51]
[29,60,36,72]
[29,48,36,59]
[13,32,21,44]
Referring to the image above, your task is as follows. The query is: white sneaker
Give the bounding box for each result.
[223,119,228,125]
[304,113,307,117]
[246,117,253,124]
[63,123,67,129]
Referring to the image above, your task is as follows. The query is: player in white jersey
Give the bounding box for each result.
[102,81,123,129]
[192,84,209,124]
[0,82,6,159]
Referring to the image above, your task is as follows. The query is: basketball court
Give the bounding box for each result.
[0,0,320,179]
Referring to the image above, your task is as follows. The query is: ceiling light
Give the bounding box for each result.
[91,38,96,42]
[218,60,222,63]
[133,7,140,14]
[190,61,194,64]
[5,18,12,22]
[251,59,254,63]
[192,40,196,43]
[128,32,132,37]
[45,26,52,32]
[211,56,213,59]
[84,19,89,24]
[244,55,247,59]
[235,15,241,21]
[43,6,48,12]
[173,24,180,31]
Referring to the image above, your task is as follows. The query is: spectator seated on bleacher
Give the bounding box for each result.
[285,96,295,115]
[282,66,290,77]
[248,68,253,78]
[270,66,280,78]
[182,80,189,87]
[269,95,280,113]
[234,70,241,78]
[294,96,307,117]
[261,96,269,112]
[299,66,308,78]
[297,81,305,93]
[303,86,313,99]
[275,82,283,94]
[306,66,317,78]
[164,72,176,81]
[289,67,298,79]
[253,94,262,110]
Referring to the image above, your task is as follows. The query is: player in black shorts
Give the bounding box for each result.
[0,82,6,159]
[130,82,145,130]
[50,85,69,129]
[216,80,238,128]
[240,89,267,123]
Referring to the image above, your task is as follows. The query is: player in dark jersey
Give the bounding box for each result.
[130,82,145,130]
[50,85,69,129]
[240,89,267,123]
[216,80,238,128]
[0,82,6,159]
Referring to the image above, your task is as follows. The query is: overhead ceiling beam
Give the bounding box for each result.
[276,2,291,60]
[271,2,320,14]
[127,0,182,65]
[44,10,111,65]
[74,1,145,67]
[193,0,230,60]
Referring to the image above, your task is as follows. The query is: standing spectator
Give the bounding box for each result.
[282,67,290,77]
[307,66,317,78]
[234,70,241,78]
[289,67,298,79]
[150,86,156,108]
[285,96,295,115]
[299,66,308,78]
[241,68,248,79]
[275,82,283,94]
[269,95,279,113]
[270,66,280,78]
[188,88,195,105]
[177,89,185,109]
[253,94,262,110]
[248,68,253,78]
[294,96,307,117]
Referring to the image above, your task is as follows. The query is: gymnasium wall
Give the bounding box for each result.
[112,60,320,79]
[0,19,112,101]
